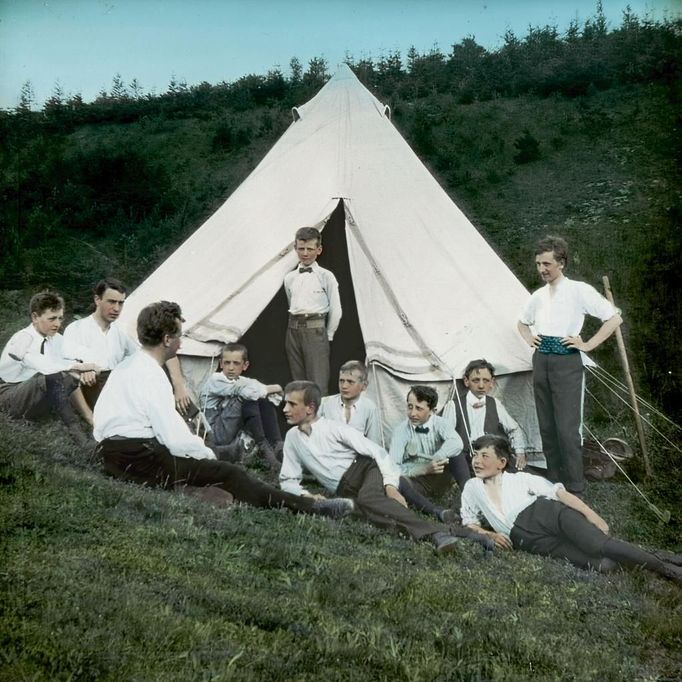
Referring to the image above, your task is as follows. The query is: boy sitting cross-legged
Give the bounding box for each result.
[461,434,681,583]
[200,342,283,471]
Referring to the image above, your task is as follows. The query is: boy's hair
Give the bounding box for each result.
[408,385,438,410]
[535,235,569,267]
[285,380,321,415]
[94,277,127,298]
[30,290,65,316]
[463,358,496,379]
[339,360,368,383]
[221,342,249,362]
[137,301,184,347]
[295,227,322,245]
[472,434,512,467]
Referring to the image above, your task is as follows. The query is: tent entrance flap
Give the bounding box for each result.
[240,199,365,395]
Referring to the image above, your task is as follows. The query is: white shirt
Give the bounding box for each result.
[319,393,382,444]
[389,415,463,477]
[93,351,215,460]
[0,324,73,383]
[280,417,400,496]
[63,315,138,370]
[284,261,342,340]
[455,391,527,454]
[460,471,564,537]
[200,373,268,411]
[519,276,617,338]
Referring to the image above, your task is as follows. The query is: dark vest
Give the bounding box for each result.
[453,392,506,453]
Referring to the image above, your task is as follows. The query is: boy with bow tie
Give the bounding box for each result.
[283,227,342,396]
[451,359,528,470]
[389,385,470,521]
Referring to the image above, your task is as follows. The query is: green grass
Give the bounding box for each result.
[1,411,680,681]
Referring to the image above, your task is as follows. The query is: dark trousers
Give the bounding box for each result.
[208,398,282,447]
[242,399,282,445]
[399,476,444,518]
[336,456,446,541]
[285,322,330,395]
[510,498,668,574]
[98,437,314,513]
[80,370,111,410]
[532,352,585,494]
[0,371,79,423]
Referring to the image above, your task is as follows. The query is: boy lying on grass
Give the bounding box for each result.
[461,434,681,583]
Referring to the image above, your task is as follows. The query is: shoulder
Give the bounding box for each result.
[391,419,409,436]
[316,265,338,282]
[358,394,377,409]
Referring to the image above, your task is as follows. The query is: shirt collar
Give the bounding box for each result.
[411,415,433,432]
[297,261,319,271]
[466,391,486,407]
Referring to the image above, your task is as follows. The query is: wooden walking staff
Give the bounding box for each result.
[602,276,652,477]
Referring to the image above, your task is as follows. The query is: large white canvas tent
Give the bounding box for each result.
[120,64,541,453]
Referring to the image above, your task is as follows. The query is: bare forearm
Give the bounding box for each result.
[584,314,622,352]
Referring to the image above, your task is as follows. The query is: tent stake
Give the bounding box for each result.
[602,276,652,477]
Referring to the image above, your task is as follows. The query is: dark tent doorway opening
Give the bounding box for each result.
[240,199,366,396]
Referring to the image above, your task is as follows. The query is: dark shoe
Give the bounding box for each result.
[456,527,495,555]
[178,485,234,508]
[273,440,284,462]
[257,441,282,473]
[212,441,244,462]
[652,549,682,567]
[312,497,355,519]
[66,422,90,447]
[432,531,461,556]
[439,508,461,525]
[659,562,682,585]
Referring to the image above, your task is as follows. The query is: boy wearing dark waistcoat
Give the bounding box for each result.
[452,359,527,470]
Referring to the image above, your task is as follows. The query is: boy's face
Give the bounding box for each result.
[283,390,315,426]
[295,238,322,266]
[464,368,494,398]
[221,351,249,379]
[472,446,506,479]
[338,370,365,402]
[406,391,433,426]
[32,307,64,337]
[94,288,126,324]
[535,250,564,284]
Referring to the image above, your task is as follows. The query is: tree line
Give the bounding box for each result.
[0,4,679,417]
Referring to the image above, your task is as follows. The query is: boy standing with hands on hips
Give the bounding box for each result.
[517,236,622,496]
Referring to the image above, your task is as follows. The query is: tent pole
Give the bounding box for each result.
[602,276,652,477]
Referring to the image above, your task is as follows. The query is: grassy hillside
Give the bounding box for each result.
[1,413,681,681]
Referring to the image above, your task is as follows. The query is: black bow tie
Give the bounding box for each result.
[414,425,429,434]
[299,267,313,274]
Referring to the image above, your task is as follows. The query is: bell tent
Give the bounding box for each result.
[119,63,541,452]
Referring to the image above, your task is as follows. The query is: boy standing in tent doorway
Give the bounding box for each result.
[283,227,342,396]
[517,236,622,497]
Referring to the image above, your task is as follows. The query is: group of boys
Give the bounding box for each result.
[1,230,680,582]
